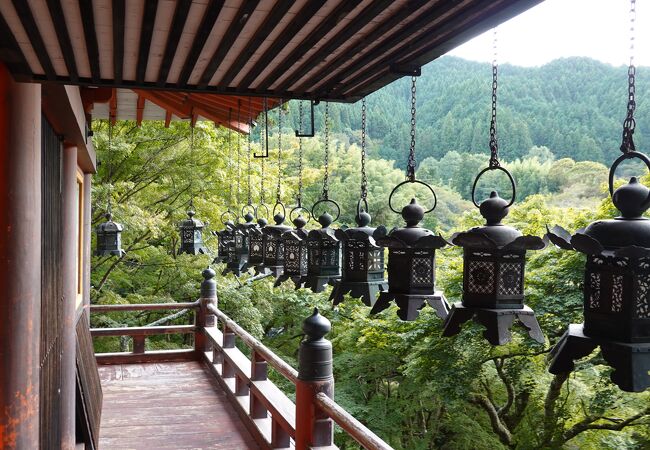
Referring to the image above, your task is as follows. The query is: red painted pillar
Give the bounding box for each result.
[61,144,78,449]
[295,309,334,450]
[0,65,42,449]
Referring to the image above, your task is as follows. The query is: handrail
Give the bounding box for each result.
[90,325,195,337]
[315,392,393,450]
[207,303,299,384]
[90,301,199,312]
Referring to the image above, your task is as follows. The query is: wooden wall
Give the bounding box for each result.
[40,116,64,449]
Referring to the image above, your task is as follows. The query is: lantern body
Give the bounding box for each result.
[95,213,126,257]
[330,211,388,305]
[583,254,650,342]
[260,214,292,277]
[223,214,257,276]
[303,213,341,293]
[244,219,270,274]
[443,192,546,345]
[370,199,449,321]
[214,221,235,264]
[547,176,650,391]
[178,210,208,255]
[276,224,309,289]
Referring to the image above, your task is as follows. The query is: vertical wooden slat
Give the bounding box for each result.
[76,309,103,449]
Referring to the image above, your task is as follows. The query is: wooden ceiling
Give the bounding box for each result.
[0,0,541,102]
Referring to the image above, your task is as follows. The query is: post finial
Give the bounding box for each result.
[201,266,217,298]
[298,308,333,381]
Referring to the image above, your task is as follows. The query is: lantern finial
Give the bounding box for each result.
[479,191,510,225]
[402,198,424,226]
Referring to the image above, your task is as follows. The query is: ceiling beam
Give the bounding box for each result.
[254,0,361,92]
[78,0,101,83]
[237,0,326,89]
[197,0,260,89]
[112,0,125,83]
[293,0,430,95]
[274,0,390,93]
[177,0,225,87]
[11,1,56,80]
[217,0,293,88]
[0,10,32,77]
[136,0,159,84]
[319,0,459,97]
[157,0,192,86]
[46,0,79,82]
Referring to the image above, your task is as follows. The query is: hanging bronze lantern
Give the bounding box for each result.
[442,170,546,345]
[95,212,126,257]
[178,206,209,255]
[213,214,236,264]
[260,204,292,277]
[547,152,650,392]
[244,211,269,275]
[223,208,256,276]
[330,99,387,306]
[276,207,310,289]
[303,203,342,293]
[370,77,449,320]
[370,195,449,321]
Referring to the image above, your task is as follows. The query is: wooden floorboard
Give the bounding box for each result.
[99,361,260,449]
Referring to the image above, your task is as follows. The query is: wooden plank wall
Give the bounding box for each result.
[76,309,103,449]
[40,116,64,449]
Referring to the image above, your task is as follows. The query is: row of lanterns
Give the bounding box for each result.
[95,15,649,392]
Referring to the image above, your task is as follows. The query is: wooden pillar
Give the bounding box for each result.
[195,267,217,354]
[295,308,334,450]
[60,144,78,448]
[0,64,42,449]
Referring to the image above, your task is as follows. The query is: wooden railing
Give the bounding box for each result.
[90,301,199,364]
[89,268,394,450]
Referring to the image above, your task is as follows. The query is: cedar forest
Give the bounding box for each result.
[90,56,650,449]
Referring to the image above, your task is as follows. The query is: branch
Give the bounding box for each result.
[540,371,570,447]
[95,231,151,292]
[494,358,515,416]
[471,394,513,447]
[562,407,650,443]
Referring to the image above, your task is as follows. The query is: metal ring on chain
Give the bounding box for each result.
[254,203,270,220]
[311,198,341,222]
[471,166,516,208]
[241,203,256,219]
[608,150,650,197]
[289,205,311,224]
[273,201,287,220]
[220,210,237,225]
[388,179,437,214]
[356,197,369,220]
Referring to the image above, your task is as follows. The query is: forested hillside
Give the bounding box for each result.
[276,56,650,167]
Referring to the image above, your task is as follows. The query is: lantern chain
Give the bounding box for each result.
[276,100,283,204]
[621,0,637,154]
[189,125,195,209]
[236,100,241,206]
[227,108,233,211]
[361,97,368,200]
[489,29,500,168]
[297,101,304,207]
[247,108,252,206]
[107,120,113,215]
[261,98,267,205]
[406,77,417,181]
[323,101,330,199]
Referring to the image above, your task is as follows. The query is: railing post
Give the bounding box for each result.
[295,308,334,450]
[195,267,217,354]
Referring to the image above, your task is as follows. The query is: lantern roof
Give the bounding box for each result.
[179,210,205,228]
[96,216,123,232]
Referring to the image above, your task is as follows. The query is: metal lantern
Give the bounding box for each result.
[213,217,236,264]
[442,170,546,345]
[95,212,126,257]
[370,195,449,321]
[244,216,269,275]
[223,211,257,276]
[178,208,208,255]
[547,152,650,392]
[260,209,292,277]
[303,207,342,293]
[330,204,387,306]
[275,211,310,289]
